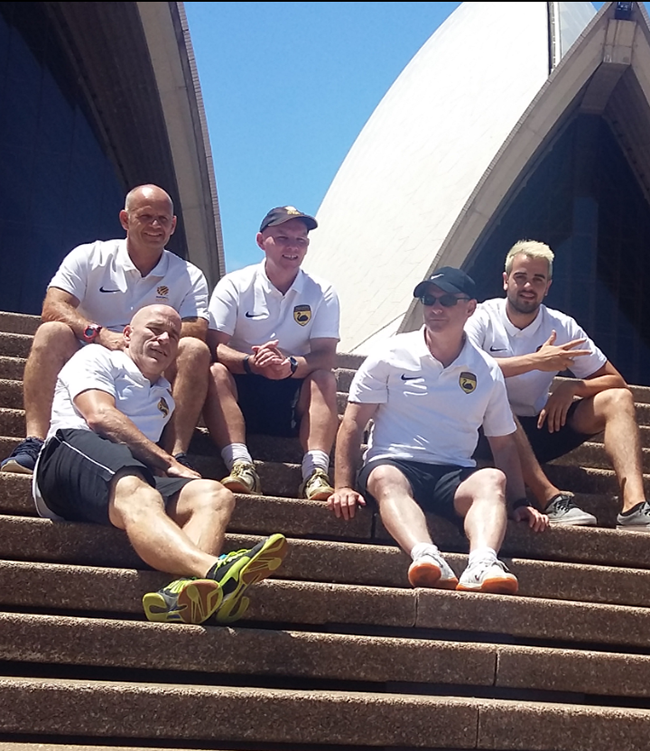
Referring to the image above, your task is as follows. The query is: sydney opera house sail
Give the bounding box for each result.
[306,2,650,387]
[0,1,223,315]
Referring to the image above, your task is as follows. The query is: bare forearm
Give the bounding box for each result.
[571,375,628,398]
[489,438,526,503]
[42,300,92,339]
[334,420,365,489]
[494,354,544,378]
[215,342,250,374]
[86,408,174,471]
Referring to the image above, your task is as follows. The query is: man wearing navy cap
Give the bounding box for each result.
[329,267,547,594]
[204,206,340,500]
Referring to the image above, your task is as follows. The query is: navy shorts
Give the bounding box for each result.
[234,373,304,437]
[36,428,194,526]
[358,458,477,526]
[475,401,593,464]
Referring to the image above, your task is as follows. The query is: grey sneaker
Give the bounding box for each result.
[545,493,597,526]
[408,553,458,590]
[1,437,44,474]
[617,501,650,532]
[220,461,261,494]
[456,558,518,595]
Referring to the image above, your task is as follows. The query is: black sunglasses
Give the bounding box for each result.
[418,293,470,307]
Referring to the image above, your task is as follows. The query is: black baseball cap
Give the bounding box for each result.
[413,266,477,299]
[260,206,318,232]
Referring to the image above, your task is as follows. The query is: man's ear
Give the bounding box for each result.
[502,271,508,291]
[256,231,266,251]
[119,210,129,232]
[123,324,132,345]
[170,215,177,236]
[544,278,552,297]
[467,299,477,318]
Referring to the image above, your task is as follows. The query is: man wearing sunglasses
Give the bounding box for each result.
[465,240,649,531]
[329,267,547,595]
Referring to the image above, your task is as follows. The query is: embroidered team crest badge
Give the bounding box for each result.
[459,372,477,394]
[293,304,311,326]
[157,397,170,417]
[156,285,169,298]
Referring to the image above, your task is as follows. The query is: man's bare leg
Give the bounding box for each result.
[108,473,227,577]
[453,468,508,552]
[297,369,339,453]
[165,338,211,457]
[23,322,79,439]
[203,362,247,448]
[570,389,646,512]
[510,418,562,509]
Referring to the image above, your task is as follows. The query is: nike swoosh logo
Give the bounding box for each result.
[489,346,507,352]
[99,286,120,293]
[401,374,421,381]
[245,312,264,318]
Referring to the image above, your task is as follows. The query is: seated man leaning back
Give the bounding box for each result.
[465,239,650,531]
[328,267,548,594]
[32,304,287,625]
[203,206,340,500]
[2,184,210,474]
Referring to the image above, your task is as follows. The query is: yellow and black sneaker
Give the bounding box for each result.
[142,577,222,624]
[299,468,334,500]
[207,533,288,625]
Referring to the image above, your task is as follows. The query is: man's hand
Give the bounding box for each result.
[534,331,591,372]
[251,340,292,380]
[327,487,367,520]
[166,458,201,479]
[97,328,126,351]
[513,504,549,532]
[537,380,579,432]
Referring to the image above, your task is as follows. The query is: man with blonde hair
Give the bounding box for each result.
[466,239,649,531]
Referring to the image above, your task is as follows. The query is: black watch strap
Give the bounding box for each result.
[243,355,253,375]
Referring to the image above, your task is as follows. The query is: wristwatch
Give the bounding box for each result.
[82,324,102,343]
[288,356,298,376]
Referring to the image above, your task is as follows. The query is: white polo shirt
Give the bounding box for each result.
[208,262,339,355]
[349,328,516,467]
[47,345,174,443]
[49,239,209,331]
[464,298,607,416]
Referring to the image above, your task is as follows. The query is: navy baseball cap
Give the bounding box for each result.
[413,267,477,299]
[260,206,318,232]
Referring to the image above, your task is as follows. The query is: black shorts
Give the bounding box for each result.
[357,458,476,526]
[234,373,304,437]
[36,428,194,526]
[474,401,593,464]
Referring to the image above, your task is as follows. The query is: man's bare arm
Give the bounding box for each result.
[207,329,251,372]
[41,287,124,350]
[494,331,591,378]
[328,401,378,520]
[73,389,199,478]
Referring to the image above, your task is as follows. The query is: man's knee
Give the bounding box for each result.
[366,464,409,500]
[209,361,236,391]
[110,473,164,528]
[594,387,635,417]
[465,467,507,501]
[29,321,78,362]
[178,479,236,518]
[177,337,211,368]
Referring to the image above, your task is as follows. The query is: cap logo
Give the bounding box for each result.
[430,274,443,280]
[285,206,301,215]
[459,372,477,394]
[157,397,170,417]
[293,304,311,326]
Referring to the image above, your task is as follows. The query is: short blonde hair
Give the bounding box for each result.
[505,240,554,278]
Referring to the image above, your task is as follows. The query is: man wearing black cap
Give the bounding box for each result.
[204,206,340,499]
[328,267,547,594]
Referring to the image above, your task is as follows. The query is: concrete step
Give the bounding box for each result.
[5,611,650,702]
[3,675,650,750]
[6,560,650,650]
[0,332,33,359]
[0,356,25,381]
[0,311,39,335]
[2,513,650,604]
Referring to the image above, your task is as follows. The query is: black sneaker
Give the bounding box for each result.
[142,577,223,624]
[207,533,288,624]
[1,437,44,474]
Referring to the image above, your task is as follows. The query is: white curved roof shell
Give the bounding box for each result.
[305,1,595,353]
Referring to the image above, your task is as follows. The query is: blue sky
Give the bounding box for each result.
[184,1,607,272]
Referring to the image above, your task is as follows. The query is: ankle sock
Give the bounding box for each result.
[410,542,441,561]
[221,443,253,471]
[468,547,497,567]
[301,450,330,481]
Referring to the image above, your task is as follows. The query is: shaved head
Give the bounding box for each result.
[124,184,174,214]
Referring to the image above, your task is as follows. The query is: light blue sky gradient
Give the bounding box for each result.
[185,2,611,272]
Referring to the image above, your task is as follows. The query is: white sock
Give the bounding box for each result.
[410,542,441,561]
[468,547,497,567]
[221,443,252,471]
[301,450,330,480]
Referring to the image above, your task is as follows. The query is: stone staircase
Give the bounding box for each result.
[2,310,650,750]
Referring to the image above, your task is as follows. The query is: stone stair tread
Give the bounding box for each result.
[4,560,650,648]
[4,610,650,701]
[2,675,650,751]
